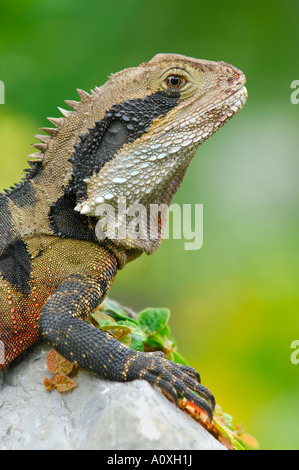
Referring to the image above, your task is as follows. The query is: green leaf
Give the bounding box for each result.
[118,331,132,347]
[223,412,234,430]
[91,310,116,326]
[145,334,166,350]
[91,310,133,344]
[99,324,132,333]
[212,418,245,450]
[130,330,147,351]
[144,325,171,351]
[137,308,170,336]
[116,320,147,351]
[101,298,138,324]
[116,319,140,329]
[159,324,171,339]
[102,298,127,316]
[171,350,188,365]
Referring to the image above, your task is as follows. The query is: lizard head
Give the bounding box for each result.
[34,54,247,255]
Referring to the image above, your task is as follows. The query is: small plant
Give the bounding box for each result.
[44,298,258,450]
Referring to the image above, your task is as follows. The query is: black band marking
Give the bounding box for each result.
[0,195,17,253]
[48,191,97,240]
[71,91,180,198]
[0,238,32,294]
[7,179,37,208]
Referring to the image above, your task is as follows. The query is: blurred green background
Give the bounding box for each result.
[0,0,298,450]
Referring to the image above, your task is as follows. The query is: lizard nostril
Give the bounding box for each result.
[227,76,235,84]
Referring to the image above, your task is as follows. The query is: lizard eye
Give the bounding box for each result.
[165,75,186,90]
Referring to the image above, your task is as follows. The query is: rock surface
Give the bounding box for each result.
[0,343,225,450]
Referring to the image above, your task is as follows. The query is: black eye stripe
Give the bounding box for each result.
[70,91,180,199]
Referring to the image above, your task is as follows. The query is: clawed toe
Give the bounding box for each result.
[137,354,215,422]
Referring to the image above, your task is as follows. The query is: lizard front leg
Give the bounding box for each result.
[39,274,215,421]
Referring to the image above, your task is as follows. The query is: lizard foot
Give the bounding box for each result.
[124,350,215,422]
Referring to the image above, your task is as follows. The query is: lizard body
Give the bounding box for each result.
[0,54,247,420]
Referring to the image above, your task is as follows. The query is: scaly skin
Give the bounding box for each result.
[0,54,247,421]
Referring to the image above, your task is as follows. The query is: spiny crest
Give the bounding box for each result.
[27,87,91,163]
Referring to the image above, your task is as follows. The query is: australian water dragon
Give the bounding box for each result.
[0,54,247,421]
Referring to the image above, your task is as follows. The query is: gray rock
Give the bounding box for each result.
[0,343,225,450]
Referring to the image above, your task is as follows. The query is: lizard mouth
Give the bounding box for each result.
[211,84,248,128]
[194,84,248,137]
[197,84,248,143]
[205,84,248,121]
[223,84,248,114]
